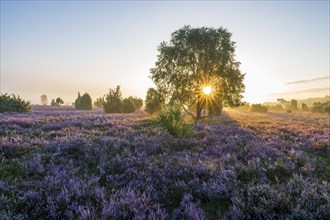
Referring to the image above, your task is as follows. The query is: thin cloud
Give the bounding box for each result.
[285,75,329,84]
[269,87,330,96]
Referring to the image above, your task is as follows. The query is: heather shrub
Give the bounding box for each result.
[122,98,136,113]
[249,104,268,113]
[156,106,195,138]
[0,93,31,113]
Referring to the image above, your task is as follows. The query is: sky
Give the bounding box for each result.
[1,1,329,105]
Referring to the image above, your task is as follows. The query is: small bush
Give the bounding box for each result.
[145,88,164,114]
[301,103,308,111]
[51,97,64,106]
[75,92,82,109]
[75,93,92,110]
[311,106,324,114]
[156,106,195,138]
[286,109,292,113]
[93,97,104,108]
[128,96,143,110]
[249,104,268,113]
[0,93,31,113]
[103,86,123,113]
[122,98,136,113]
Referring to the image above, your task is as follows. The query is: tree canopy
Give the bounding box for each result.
[150,25,245,120]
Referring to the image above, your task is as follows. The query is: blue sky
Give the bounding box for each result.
[1,1,329,104]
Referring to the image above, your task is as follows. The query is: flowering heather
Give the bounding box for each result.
[0,106,329,219]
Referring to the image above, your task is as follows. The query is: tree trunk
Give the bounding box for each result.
[196,101,203,121]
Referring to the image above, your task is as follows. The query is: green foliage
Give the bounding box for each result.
[128,96,143,110]
[93,97,104,108]
[0,93,31,113]
[156,106,195,138]
[250,104,268,113]
[75,92,82,109]
[145,88,164,114]
[51,97,64,106]
[266,161,291,183]
[301,103,308,111]
[103,86,123,113]
[150,25,245,120]
[40,94,48,105]
[311,101,330,114]
[75,92,92,110]
[79,93,93,110]
[122,98,136,113]
[56,97,64,105]
[290,99,298,111]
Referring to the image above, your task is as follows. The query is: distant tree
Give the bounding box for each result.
[122,98,136,113]
[75,92,82,109]
[290,99,298,111]
[128,96,143,110]
[51,99,57,106]
[150,25,245,120]
[145,88,165,115]
[311,101,330,114]
[40,94,48,105]
[56,97,64,106]
[301,103,308,111]
[94,97,104,108]
[103,86,123,113]
[79,93,93,110]
[277,98,289,107]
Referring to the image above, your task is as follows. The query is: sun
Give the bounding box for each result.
[202,85,212,95]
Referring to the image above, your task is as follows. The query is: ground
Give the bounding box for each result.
[0,106,329,219]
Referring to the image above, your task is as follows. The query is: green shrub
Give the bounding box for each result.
[290,99,298,111]
[51,97,64,106]
[128,96,143,110]
[301,103,308,111]
[78,93,92,110]
[122,98,136,113]
[156,106,195,138]
[311,101,330,114]
[93,97,104,108]
[75,92,82,109]
[103,86,123,113]
[249,104,268,113]
[0,93,31,113]
[311,105,324,114]
[145,88,164,114]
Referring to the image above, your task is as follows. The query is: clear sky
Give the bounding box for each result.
[1,1,329,104]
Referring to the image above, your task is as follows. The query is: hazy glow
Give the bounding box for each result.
[0,1,329,104]
[203,86,212,95]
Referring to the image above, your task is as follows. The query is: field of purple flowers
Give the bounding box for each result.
[0,106,329,219]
